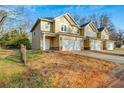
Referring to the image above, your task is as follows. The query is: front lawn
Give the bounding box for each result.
[0,49,120,88]
[0,49,44,87]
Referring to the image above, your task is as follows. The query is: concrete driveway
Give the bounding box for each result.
[72,51,124,64]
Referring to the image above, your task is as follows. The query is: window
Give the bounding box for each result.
[45,22,50,30]
[77,30,80,34]
[86,30,93,37]
[61,24,68,32]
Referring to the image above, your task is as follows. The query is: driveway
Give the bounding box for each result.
[72,51,124,64]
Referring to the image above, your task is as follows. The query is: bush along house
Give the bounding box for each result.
[31,13,114,51]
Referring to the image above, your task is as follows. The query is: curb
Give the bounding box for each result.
[89,50,124,57]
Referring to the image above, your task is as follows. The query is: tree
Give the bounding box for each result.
[0,28,31,49]
[75,13,117,40]
[73,14,80,23]
[0,6,32,49]
[0,10,8,47]
[89,14,100,28]
[0,10,7,35]
[115,29,124,47]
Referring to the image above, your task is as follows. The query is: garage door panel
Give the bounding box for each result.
[107,43,114,50]
[62,39,82,51]
[74,41,81,50]
[90,40,95,50]
[90,40,102,51]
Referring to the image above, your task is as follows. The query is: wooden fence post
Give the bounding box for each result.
[20,44,26,65]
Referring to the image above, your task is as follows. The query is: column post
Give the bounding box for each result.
[43,33,45,50]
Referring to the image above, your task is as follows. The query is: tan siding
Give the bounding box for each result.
[40,20,53,32]
[32,22,41,49]
[54,16,79,34]
[101,30,109,40]
[84,25,97,37]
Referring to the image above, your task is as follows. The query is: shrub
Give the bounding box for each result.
[0,29,31,49]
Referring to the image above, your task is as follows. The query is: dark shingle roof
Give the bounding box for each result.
[42,17,54,20]
[80,21,91,28]
[97,27,105,32]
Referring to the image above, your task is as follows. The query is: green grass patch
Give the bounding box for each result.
[0,49,44,87]
[0,69,53,88]
[26,50,42,61]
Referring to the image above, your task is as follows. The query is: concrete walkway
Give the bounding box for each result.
[72,51,124,64]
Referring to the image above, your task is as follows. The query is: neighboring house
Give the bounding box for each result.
[31,13,83,51]
[97,27,115,50]
[80,21,103,51]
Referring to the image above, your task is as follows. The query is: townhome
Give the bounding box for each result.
[31,13,115,51]
[97,27,115,50]
[80,21,103,51]
[31,13,83,51]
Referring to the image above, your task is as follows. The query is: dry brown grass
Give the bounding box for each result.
[28,51,118,88]
[0,49,13,58]
[0,49,119,88]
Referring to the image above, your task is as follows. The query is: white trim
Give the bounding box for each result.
[44,22,51,30]
[89,21,98,32]
[54,13,80,28]
[66,13,80,28]
[43,34,46,50]
[60,23,68,32]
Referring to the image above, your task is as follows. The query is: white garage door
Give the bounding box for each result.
[90,40,102,51]
[90,40,95,50]
[95,41,102,51]
[107,43,113,50]
[62,40,81,51]
[45,39,50,50]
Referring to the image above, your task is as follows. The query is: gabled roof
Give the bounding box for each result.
[30,19,40,32]
[42,17,54,20]
[97,27,110,34]
[80,21,91,28]
[31,17,54,32]
[31,13,80,32]
[80,21,98,32]
[54,13,80,28]
[97,27,105,32]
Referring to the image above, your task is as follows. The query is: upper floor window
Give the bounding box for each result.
[45,22,50,30]
[61,24,68,32]
[86,30,93,37]
[102,35,109,39]
[77,30,80,34]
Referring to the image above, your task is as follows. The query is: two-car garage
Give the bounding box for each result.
[60,35,83,51]
[62,40,82,51]
[90,39,103,51]
[84,38,103,51]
